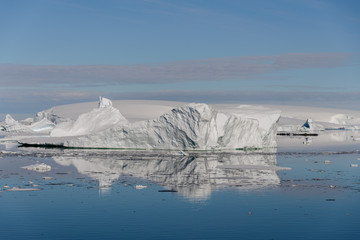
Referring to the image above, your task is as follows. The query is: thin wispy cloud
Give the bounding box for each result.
[0,53,355,87]
[2,89,359,113]
[266,84,344,90]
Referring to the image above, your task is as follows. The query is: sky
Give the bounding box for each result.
[0,0,359,114]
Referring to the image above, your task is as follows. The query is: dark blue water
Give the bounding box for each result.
[1,147,359,240]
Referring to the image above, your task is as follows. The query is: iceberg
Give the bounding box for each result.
[1,114,55,134]
[21,163,51,172]
[18,97,281,150]
[299,118,325,132]
[50,97,128,137]
[61,102,280,150]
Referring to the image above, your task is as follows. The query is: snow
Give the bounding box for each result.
[22,163,51,172]
[2,97,360,150]
[2,114,32,133]
[50,97,128,137]
[60,102,279,150]
[17,98,280,150]
[0,114,55,134]
[41,99,184,123]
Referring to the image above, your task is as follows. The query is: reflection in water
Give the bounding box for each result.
[52,150,285,200]
[277,130,360,152]
[303,137,313,145]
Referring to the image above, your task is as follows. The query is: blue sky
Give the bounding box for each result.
[0,0,359,114]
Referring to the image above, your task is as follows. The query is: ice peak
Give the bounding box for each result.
[98,96,112,108]
[5,114,17,125]
[302,118,313,129]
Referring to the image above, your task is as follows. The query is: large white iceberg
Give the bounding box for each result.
[16,97,280,150]
[61,102,280,150]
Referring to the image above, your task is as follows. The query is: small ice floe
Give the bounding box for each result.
[309,169,325,172]
[350,164,358,168]
[6,187,42,191]
[329,185,336,189]
[217,165,291,171]
[0,150,17,155]
[324,160,331,165]
[135,185,147,190]
[42,177,53,180]
[22,163,51,172]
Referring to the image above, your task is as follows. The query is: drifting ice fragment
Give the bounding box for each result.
[22,163,51,172]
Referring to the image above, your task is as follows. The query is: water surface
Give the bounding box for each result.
[0,136,359,240]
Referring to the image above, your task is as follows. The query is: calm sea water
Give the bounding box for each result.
[0,137,359,240]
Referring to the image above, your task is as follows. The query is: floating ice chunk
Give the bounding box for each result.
[6,187,42,191]
[1,114,33,133]
[22,163,51,172]
[135,185,148,189]
[1,114,55,134]
[63,103,280,150]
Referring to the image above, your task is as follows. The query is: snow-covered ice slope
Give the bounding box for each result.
[63,103,280,150]
[50,97,128,137]
[42,99,185,123]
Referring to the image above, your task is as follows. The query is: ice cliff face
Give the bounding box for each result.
[51,97,128,137]
[64,103,280,150]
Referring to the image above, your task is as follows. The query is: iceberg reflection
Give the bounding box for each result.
[52,150,287,200]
